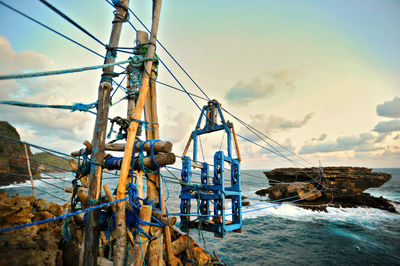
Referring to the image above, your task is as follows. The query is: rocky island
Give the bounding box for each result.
[256,167,397,213]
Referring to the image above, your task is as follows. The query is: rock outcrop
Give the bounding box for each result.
[256,182,322,202]
[0,192,223,265]
[257,167,396,212]
[0,121,41,186]
[265,167,391,197]
[0,192,66,265]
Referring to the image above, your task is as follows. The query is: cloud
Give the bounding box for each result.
[375,132,391,143]
[317,133,327,141]
[161,112,194,143]
[373,119,400,133]
[299,132,383,154]
[248,112,314,135]
[376,96,400,118]
[225,68,295,104]
[0,35,53,74]
[0,35,94,148]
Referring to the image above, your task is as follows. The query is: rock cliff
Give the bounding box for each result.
[256,167,396,212]
[0,121,41,186]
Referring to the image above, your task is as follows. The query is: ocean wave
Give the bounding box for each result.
[242,202,400,226]
[0,180,34,189]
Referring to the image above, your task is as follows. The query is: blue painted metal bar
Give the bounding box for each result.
[179,100,242,237]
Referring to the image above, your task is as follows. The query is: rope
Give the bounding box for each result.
[104,0,205,116]
[0,196,129,233]
[0,101,98,113]
[38,0,106,47]
[125,5,211,101]
[0,58,133,80]
[0,1,104,59]
[119,1,316,171]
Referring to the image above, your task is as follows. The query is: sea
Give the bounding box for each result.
[1,168,399,265]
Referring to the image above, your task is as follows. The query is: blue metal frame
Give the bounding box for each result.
[179,100,242,237]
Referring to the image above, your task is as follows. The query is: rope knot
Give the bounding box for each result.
[71,101,98,112]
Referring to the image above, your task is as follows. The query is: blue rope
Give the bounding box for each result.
[0,101,98,113]
[240,185,324,214]
[149,140,160,168]
[106,0,205,117]
[138,230,146,266]
[128,8,210,101]
[0,59,132,80]
[0,1,104,59]
[0,196,129,233]
[110,75,128,101]
[111,0,313,168]
[131,119,158,132]
[39,0,106,47]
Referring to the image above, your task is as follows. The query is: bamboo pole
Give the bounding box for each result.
[115,1,162,264]
[24,144,36,197]
[83,0,131,264]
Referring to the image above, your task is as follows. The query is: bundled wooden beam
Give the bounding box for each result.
[132,152,175,170]
[71,140,173,156]
[104,152,175,171]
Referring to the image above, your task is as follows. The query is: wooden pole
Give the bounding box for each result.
[231,124,241,162]
[147,226,163,266]
[143,47,177,266]
[136,170,144,204]
[182,136,192,157]
[83,0,130,265]
[144,64,159,203]
[115,1,162,264]
[142,31,177,266]
[24,144,36,197]
[131,205,153,266]
[141,13,173,265]
[103,184,117,213]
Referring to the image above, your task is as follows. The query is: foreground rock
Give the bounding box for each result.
[0,192,223,265]
[257,167,396,212]
[0,191,65,265]
[0,121,41,186]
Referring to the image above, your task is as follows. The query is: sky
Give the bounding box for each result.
[0,0,399,169]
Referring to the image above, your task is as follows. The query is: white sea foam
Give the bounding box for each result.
[242,201,400,226]
[0,180,33,189]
